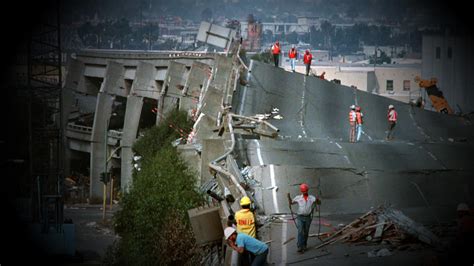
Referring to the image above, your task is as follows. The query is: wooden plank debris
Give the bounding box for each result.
[313,206,442,250]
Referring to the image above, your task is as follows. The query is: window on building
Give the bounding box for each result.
[386,80,394,91]
[448,47,452,59]
[403,80,410,91]
[436,47,441,59]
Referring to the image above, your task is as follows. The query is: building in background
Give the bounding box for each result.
[243,15,262,51]
[294,63,421,103]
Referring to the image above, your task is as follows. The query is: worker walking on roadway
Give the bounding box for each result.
[288,45,298,72]
[355,106,364,142]
[386,104,398,140]
[303,50,313,76]
[224,227,269,266]
[287,183,321,253]
[348,105,357,143]
[271,41,281,67]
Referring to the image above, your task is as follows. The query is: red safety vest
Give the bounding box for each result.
[272,44,281,55]
[356,112,363,124]
[289,49,297,59]
[387,109,397,122]
[304,53,312,64]
[349,110,356,123]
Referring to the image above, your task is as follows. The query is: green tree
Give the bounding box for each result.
[107,110,204,265]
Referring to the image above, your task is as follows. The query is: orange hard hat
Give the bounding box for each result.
[300,183,309,193]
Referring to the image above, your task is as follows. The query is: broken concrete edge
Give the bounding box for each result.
[187,47,280,263]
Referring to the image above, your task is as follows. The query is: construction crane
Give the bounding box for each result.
[414,76,453,114]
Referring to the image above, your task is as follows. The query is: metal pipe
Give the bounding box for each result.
[209,164,246,196]
[210,113,236,164]
[236,44,249,71]
[231,113,280,132]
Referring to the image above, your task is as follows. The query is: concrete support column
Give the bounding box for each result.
[120,62,158,192]
[62,59,86,177]
[156,61,187,124]
[90,92,115,200]
[120,95,143,192]
[90,61,124,200]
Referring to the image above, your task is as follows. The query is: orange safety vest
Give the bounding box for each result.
[387,109,397,122]
[349,110,356,123]
[356,111,363,124]
[272,44,281,55]
[289,49,297,58]
[304,53,312,64]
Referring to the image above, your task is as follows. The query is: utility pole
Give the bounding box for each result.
[102,117,108,221]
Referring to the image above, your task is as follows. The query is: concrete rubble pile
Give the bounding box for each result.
[316,206,443,250]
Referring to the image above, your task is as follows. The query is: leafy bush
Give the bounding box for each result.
[107,109,204,265]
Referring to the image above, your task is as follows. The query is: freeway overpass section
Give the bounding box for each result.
[226,61,474,264]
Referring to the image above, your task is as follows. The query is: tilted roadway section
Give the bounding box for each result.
[232,61,474,265]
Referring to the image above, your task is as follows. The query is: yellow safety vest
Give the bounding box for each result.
[235,209,256,237]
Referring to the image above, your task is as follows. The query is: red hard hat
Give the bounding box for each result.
[300,183,309,193]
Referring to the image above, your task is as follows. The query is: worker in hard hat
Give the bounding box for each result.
[355,106,364,142]
[287,183,321,253]
[235,196,256,237]
[348,105,357,143]
[386,104,398,140]
[224,227,269,266]
[235,196,257,266]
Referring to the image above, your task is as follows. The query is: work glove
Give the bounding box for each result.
[316,197,322,205]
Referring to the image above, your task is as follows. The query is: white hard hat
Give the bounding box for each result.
[388,104,394,109]
[350,105,356,109]
[457,203,469,212]
[224,227,236,239]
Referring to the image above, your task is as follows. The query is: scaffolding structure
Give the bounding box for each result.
[27,0,64,229]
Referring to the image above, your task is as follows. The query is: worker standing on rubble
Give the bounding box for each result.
[303,50,313,76]
[224,227,269,266]
[271,41,281,67]
[348,105,357,143]
[355,106,364,142]
[235,196,257,266]
[288,183,321,253]
[288,45,298,72]
[235,196,256,237]
[386,104,398,140]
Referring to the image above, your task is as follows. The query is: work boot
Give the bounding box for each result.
[297,247,303,253]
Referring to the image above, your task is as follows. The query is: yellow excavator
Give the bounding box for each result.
[414,76,453,114]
